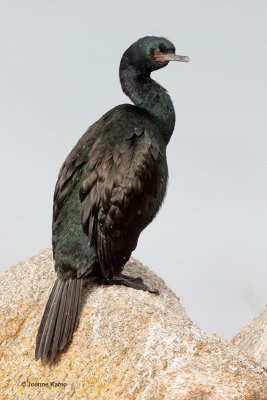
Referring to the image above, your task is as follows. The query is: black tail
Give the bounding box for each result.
[35,277,83,364]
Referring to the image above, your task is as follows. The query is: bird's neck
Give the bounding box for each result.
[120,66,175,144]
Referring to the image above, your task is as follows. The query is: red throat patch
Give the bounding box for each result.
[154,53,164,62]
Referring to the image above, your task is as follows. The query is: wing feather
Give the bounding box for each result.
[80,123,162,278]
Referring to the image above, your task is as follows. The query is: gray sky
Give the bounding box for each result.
[0,0,266,340]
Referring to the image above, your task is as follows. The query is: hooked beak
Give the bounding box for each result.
[154,52,190,63]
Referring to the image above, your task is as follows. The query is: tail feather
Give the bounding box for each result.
[66,278,82,347]
[35,277,83,364]
[48,279,69,361]
[35,279,63,362]
[42,280,64,361]
[58,279,73,350]
[35,278,59,348]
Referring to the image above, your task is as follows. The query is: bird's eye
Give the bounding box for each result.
[159,43,168,53]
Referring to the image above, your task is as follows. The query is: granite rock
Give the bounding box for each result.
[232,305,267,369]
[0,249,266,400]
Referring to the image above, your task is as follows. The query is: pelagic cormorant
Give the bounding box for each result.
[35,36,189,364]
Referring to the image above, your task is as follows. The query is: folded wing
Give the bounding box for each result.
[80,123,161,279]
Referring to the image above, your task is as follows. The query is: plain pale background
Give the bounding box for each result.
[0,0,266,340]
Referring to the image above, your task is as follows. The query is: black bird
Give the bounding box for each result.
[35,36,189,364]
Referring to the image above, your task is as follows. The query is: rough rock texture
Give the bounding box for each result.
[0,249,266,400]
[231,305,267,369]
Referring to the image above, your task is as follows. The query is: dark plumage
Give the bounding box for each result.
[35,36,189,364]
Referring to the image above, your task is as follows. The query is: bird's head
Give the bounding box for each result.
[120,36,189,75]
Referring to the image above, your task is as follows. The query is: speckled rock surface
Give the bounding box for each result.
[231,305,267,369]
[0,249,266,400]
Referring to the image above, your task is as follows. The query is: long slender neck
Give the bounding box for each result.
[120,64,175,144]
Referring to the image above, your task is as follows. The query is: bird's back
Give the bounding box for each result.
[52,104,168,279]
